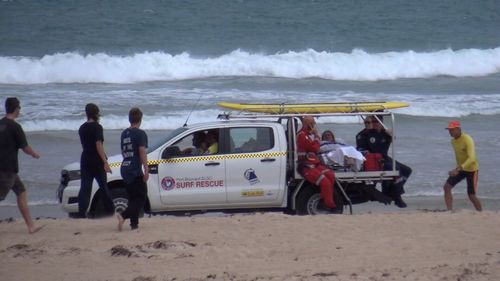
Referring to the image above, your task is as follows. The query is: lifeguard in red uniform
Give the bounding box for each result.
[297,116,336,209]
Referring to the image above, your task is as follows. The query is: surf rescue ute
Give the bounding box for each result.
[57,102,408,216]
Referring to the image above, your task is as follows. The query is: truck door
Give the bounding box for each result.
[157,129,226,207]
[224,126,285,205]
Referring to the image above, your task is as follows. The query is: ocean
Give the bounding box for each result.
[1,0,499,214]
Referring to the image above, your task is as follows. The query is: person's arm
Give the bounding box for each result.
[298,130,321,153]
[22,145,40,159]
[17,124,39,159]
[139,145,149,182]
[96,141,111,173]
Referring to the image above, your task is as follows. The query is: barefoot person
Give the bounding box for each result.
[117,107,148,230]
[77,103,114,218]
[0,97,43,234]
[443,121,482,211]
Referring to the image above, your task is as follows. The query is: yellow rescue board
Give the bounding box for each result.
[218,101,409,114]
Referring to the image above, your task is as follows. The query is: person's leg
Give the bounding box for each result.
[116,212,125,231]
[443,183,454,211]
[304,167,335,209]
[12,176,42,233]
[466,171,482,211]
[16,191,42,233]
[381,157,394,197]
[394,161,412,194]
[0,171,15,201]
[78,168,93,218]
[444,173,463,211]
[468,194,482,211]
[127,177,147,229]
[95,168,114,214]
[132,180,147,229]
[117,183,132,231]
[384,158,410,208]
[127,183,140,229]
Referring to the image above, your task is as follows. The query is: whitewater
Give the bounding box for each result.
[1,47,500,84]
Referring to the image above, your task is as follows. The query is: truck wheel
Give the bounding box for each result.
[296,186,344,215]
[110,188,129,214]
[110,188,145,217]
[296,187,330,215]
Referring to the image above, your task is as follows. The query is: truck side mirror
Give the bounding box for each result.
[162,146,181,159]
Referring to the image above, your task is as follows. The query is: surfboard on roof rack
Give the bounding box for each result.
[217,101,409,114]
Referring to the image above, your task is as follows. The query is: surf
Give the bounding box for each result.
[1,47,499,84]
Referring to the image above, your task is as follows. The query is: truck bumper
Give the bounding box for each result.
[59,182,80,213]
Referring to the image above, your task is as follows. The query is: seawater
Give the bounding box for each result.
[0,0,499,207]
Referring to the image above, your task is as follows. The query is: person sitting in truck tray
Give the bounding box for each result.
[356,115,412,208]
[320,130,365,171]
[297,116,336,209]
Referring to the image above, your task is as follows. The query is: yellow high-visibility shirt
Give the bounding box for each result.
[207,143,218,154]
[451,133,478,172]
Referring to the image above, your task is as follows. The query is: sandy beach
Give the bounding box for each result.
[1,210,500,281]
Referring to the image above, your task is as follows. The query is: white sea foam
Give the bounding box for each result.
[1,47,499,84]
[21,110,223,132]
[18,94,500,132]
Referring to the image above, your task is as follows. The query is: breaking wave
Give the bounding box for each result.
[1,47,500,84]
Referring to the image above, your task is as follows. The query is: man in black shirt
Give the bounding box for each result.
[357,116,412,208]
[78,103,114,218]
[0,97,42,233]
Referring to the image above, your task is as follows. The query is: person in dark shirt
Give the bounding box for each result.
[357,115,412,208]
[78,103,114,218]
[0,97,43,233]
[355,116,373,152]
[117,107,149,231]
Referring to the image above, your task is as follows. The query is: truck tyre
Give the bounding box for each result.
[110,188,129,214]
[296,186,344,215]
[110,188,146,217]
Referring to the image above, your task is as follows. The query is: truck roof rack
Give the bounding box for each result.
[217,111,393,120]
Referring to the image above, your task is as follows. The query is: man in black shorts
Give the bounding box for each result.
[0,97,43,234]
[443,121,482,211]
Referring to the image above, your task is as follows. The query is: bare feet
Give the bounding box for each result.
[29,225,44,234]
[116,213,124,231]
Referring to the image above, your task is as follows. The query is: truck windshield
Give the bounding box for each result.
[148,127,188,152]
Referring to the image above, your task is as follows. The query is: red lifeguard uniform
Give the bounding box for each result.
[297,127,336,209]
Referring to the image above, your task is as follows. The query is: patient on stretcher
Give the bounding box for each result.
[319,130,365,172]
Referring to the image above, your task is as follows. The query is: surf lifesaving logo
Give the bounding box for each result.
[244,168,260,185]
[161,176,176,191]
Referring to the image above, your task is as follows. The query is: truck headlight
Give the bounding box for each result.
[60,169,81,185]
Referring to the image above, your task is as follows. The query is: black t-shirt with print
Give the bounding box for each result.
[120,127,148,184]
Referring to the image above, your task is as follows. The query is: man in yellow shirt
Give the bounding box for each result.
[443,121,482,211]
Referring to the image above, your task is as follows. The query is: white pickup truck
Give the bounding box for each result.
[57,110,401,217]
